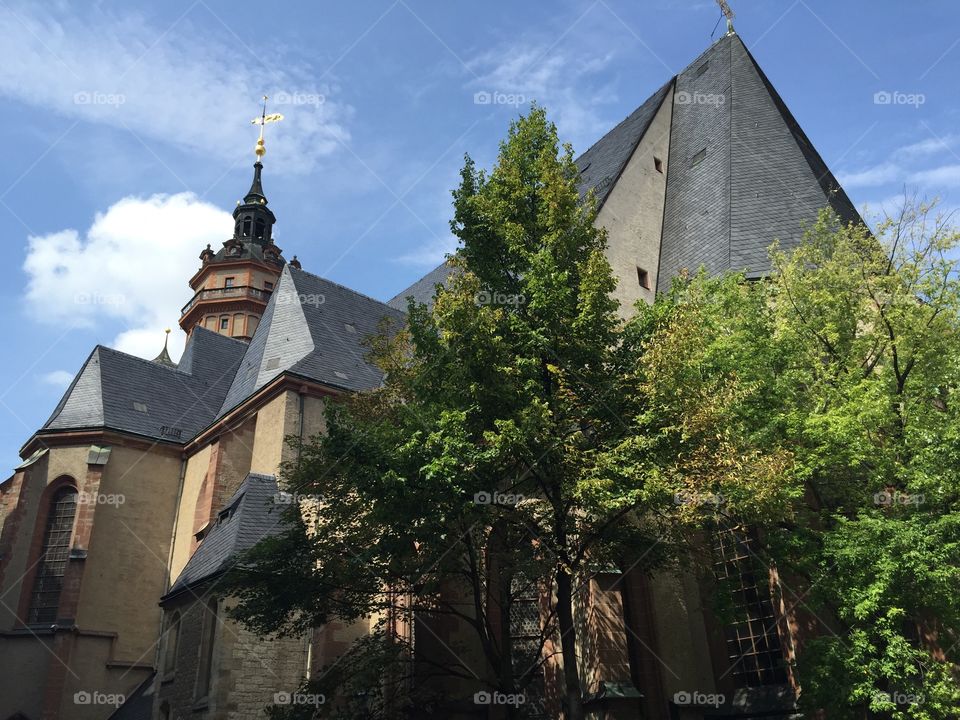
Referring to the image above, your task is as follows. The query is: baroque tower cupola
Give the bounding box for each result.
[179,97,287,341]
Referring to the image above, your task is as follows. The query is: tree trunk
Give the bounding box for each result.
[489,520,520,720]
[555,566,585,720]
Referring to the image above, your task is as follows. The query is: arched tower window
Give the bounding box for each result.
[242,217,252,237]
[254,218,265,240]
[27,486,78,624]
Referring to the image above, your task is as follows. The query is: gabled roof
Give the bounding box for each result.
[389,31,862,303]
[218,265,406,417]
[162,473,283,601]
[656,32,860,291]
[40,327,246,445]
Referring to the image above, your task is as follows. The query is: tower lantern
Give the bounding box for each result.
[178,97,288,341]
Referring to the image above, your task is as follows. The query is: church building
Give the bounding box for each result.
[0,26,859,720]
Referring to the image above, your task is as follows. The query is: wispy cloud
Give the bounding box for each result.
[837,162,900,188]
[0,3,351,173]
[466,42,619,151]
[39,370,75,389]
[839,133,960,193]
[393,234,459,267]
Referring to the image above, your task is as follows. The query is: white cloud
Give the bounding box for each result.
[394,234,459,267]
[909,164,960,187]
[23,193,232,361]
[39,370,75,389]
[837,162,901,188]
[839,133,960,194]
[893,134,959,160]
[0,3,350,173]
[467,43,618,151]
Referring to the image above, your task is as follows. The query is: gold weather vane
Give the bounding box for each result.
[716,0,735,34]
[250,95,284,161]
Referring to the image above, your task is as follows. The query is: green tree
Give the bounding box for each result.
[225,105,672,719]
[634,201,960,718]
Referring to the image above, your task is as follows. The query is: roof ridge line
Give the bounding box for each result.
[288,265,406,314]
[96,344,190,375]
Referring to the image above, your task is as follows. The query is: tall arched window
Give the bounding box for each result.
[28,486,78,624]
[195,597,218,700]
[712,527,787,687]
[162,610,182,675]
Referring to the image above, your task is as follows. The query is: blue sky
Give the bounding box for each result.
[1,0,959,466]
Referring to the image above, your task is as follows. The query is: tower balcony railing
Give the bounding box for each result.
[180,285,272,316]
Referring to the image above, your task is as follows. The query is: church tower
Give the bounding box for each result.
[179,103,300,341]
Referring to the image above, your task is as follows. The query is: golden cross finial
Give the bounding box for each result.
[250,95,284,161]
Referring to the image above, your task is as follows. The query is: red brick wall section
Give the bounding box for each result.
[40,467,98,720]
[0,470,28,602]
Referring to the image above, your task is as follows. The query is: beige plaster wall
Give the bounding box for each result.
[597,91,673,315]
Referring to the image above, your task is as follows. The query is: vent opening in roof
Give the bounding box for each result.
[265,358,280,370]
[654,157,664,173]
[690,148,707,167]
[696,61,709,78]
[333,371,349,380]
[133,402,148,413]
[344,323,356,333]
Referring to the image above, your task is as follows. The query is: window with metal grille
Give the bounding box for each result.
[510,575,547,718]
[712,527,787,688]
[28,487,78,624]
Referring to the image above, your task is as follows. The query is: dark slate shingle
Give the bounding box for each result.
[162,473,284,600]
[41,326,246,445]
[387,259,456,311]
[218,265,407,418]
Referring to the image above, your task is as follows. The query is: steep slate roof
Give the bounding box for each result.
[389,31,861,302]
[40,327,246,445]
[218,265,406,416]
[656,32,860,291]
[387,259,456,311]
[106,673,155,720]
[162,473,283,600]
